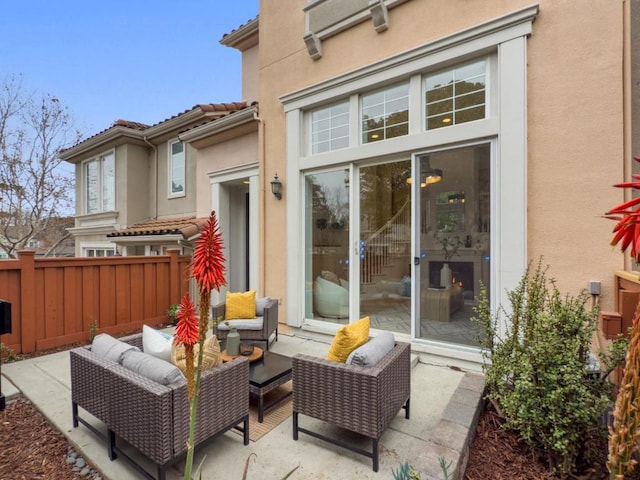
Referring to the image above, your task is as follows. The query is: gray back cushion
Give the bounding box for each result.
[92,333,140,363]
[121,349,184,385]
[256,297,272,316]
[346,332,395,367]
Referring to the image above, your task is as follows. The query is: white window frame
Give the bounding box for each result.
[169,140,186,198]
[281,4,537,367]
[361,81,410,143]
[424,59,487,130]
[309,100,350,154]
[82,151,115,215]
[81,243,117,257]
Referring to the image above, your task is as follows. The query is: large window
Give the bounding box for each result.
[84,152,115,214]
[310,101,349,154]
[169,140,185,197]
[361,82,409,143]
[425,60,486,130]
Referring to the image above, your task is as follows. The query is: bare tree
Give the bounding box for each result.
[0,74,82,258]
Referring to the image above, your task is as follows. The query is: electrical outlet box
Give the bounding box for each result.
[589,281,601,295]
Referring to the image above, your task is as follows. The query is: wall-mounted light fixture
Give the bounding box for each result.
[271,173,282,200]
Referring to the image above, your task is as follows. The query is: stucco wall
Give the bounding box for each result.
[258,0,627,314]
[242,44,259,103]
[155,141,197,218]
[194,132,259,218]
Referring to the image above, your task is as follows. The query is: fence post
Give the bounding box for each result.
[168,249,182,305]
[18,250,36,353]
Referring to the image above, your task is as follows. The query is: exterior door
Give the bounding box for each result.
[415,144,490,346]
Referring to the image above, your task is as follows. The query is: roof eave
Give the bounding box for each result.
[220,17,259,51]
[59,127,146,161]
[178,105,258,143]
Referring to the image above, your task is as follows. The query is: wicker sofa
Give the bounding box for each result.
[212,297,279,350]
[70,333,250,480]
[292,341,411,471]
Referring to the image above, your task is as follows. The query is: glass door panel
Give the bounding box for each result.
[305,169,350,323]
[417,144,490,346]
[359,160,412,333]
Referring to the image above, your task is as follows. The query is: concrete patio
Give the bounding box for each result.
[1,328,485,480]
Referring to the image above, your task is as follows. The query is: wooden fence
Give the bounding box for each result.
[0,249,191,354]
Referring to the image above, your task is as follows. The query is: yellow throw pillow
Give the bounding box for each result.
[171,335,222,374]
[326,316,370,363]
[226,290,257,320]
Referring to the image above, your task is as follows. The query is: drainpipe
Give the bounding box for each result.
[623,0,632,270]
[143,136,158,220]
[254,111,266,295]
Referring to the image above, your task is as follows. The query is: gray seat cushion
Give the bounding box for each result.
[218,318,264,330]
[346,332,396,367]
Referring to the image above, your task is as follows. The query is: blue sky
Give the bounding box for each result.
[0,1,258,137]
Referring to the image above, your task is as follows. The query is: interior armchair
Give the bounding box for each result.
[212,291,279,350]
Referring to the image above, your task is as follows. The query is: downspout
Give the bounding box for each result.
[623,0,632,270]
[143,136,158,220]
[254,111,266,295]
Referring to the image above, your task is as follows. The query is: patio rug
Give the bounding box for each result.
[233,381,293,442]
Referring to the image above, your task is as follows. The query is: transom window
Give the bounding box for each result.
[310,101,349,154]
[169,140,185,197]
[361,82,409,143]
[84,152,115,214]
[425,60,486,130]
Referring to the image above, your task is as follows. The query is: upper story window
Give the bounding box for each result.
[84,152,115,214]
[361,82,409,143]
[169,140,185,197]
[425,60,486,130]
[310,101,349,154]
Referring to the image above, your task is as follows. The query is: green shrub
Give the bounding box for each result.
[166,303,181,325]
[0,342,17,362]
[473,259,610,477]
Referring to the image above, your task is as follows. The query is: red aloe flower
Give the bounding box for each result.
[606,156,640,262]
[192,211,226,294]
[174,294,199,346]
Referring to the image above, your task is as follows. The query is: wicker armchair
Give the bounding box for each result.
[292,341,411,471]
[70,333,250,480]
[212,297,279,350]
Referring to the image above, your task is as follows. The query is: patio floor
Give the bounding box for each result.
[2,327,485,479]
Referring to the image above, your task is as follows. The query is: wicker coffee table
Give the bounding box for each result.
[249,351,292,423]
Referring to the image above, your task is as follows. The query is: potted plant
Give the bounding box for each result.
[166,303,181,325]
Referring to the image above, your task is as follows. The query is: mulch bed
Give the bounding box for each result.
[0,399,86,480]
[463,402,640,480]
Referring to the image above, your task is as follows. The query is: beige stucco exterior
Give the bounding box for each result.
[256,0,635,339]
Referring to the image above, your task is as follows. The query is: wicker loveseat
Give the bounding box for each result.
[70,333,250,480]
[292,341,411,471]
[212,297,279,350]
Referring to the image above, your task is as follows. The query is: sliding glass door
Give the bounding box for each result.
[416,144,490,346]
[359,160,411,333]
[303,145,490,349]
[305,169,350,323]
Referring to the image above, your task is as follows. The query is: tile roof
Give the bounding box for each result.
[62,102,249,154]
[112,119,149,130]
[221,15,259,41]
[107,216,208,239]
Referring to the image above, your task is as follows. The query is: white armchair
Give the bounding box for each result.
[313,276,349,318]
